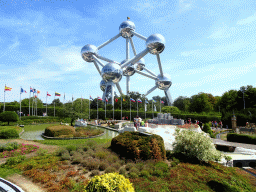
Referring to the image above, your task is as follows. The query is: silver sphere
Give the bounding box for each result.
[81,44,98,62]
[119,20,135,38]
[146,34,165,55]
[100,80,106,92]
[155,74,172,90]
[135,58,145,71]
[101,62,123,83]
[121,59,135,76]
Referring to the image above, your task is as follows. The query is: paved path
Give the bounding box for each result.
[212,138,256,150]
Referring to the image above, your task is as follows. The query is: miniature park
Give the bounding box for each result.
[1,18,256,191]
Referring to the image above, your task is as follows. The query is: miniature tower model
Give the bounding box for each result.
[81,17,173,105]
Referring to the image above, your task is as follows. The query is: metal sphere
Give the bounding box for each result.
[100,80,106,92]
[119,20,135,38]
[146,34,165,55]
[120,59,135,76]
[135,58,145,71]
[155,74,172,90]
[81,44,98,62]
[101,62,123,83]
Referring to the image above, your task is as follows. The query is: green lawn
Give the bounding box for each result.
[23,123,60,132]
[0,167,21,178]
[37,138,112,146]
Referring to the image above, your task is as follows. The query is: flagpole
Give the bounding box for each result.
[152,101,153,119]
[29,86,31,116]
[105,99,106,120]
[3,85,5,112]
[32,90,34,116]
[113,97,114,120]
[81,95,82,113]
[97,97,98,120]
[145,103,146,120]
[54,93,55,117]
[89,96,90,120]
[137,100,138,117]
[36,92,38,116]
[20,87,21,120]
[46,92,48,116]
[130,95,131,121]
[121,95,122,120]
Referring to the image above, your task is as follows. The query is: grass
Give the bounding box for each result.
[1,139,256,192]
[0,167,21,178]
[0,126,23,134]
[23,123,59,131]
[38,138,112,146]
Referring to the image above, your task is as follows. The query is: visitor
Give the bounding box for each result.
[141,120,145,127]
[199,121,202,129]
[138,116,142,128]
[98,120,101,126]
[145,121,148,127]
[95,119,98,126]
[126,116,128,120]
[214,121,217,128]
[219,121,222,129]
[212,121,214,127]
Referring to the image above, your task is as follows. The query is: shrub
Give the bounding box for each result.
[86,172,135,192]
[227,133,256,144]
[152,169,164,177]
[129,172,139,178]
[125,163,135,171]
[61,152,71,160]
[0,128,19,139]
[140,170,150,178]
[112,162,121,170]
[95,150,109,160]
[44,125,75,137]
[5,155,26,165]
[129,167,140,175]
[0,142,19,152]
[0,111,19,125]
[119,167,126,175]
[111,132,166,161]
[90,170,100,177]
[36,148,48,156]
[99,161,109,171]
[105,166,116,173]
[202,123,213,137]
[66,145,77,152]
[84,158,100,171]
[72,153,83,164]
[154,161,169,173]
[172,128,222,163]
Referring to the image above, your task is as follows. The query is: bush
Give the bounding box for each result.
[90,170,100,177]
[0,128,19,139]
[0,111,19,125]
[172,128,222,163]
[105,166,116,173]
[44,125,75,137]
[5,155,26,165]
[140,170,150,178]
[111,132,166,161]
[86,173,135,192]
[0,142,19,152]
[202,123,213,137]
[154,161,169,173]
[227,133,256,145]
[99,161,109,171]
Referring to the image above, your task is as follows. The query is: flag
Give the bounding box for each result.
[90,96,93,101]
[47,92,51,96]
[30,87,33,92]
[154,105,157,111]
[72,95,74,101]
[127,17,130,20]
[33,89,36,93]
[115,98,118,102]
[152,99,156,103]
[55,92,61,96]
[20,88,27,93]
[35,95,37,98]
[105,98,108,102]
[98,96,102,101]
[161,100,164,104]
[64,93,65,100]
[145,100,148,104]
[37,90,40,94]
[123,98,126,102]
[137,99,142,103]
[130,98,135,102]
[4,86,12,91]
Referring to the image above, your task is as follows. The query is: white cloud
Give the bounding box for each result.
[237,12,256,25]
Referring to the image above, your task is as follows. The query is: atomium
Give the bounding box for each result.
[81,17,173,105]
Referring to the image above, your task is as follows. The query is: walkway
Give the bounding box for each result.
[212,138,256,150]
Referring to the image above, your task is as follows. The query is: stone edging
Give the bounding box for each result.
[19,128,25,137]
[41,131,105,140]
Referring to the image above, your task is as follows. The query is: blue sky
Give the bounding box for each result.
[0,0,256,104]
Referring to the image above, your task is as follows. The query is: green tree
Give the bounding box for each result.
[21,98,43,107]
[51,98,63,107]
[189,93,213,113]
[173,96,190,112]
[162,106,180,113]
[0,111,19,125]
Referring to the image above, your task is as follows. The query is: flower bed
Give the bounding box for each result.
[0,142,39,158]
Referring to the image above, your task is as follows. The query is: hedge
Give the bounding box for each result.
[44,125,76,137]
[0,128,19,139]
[111,132,166,161]
[227,133,256,145]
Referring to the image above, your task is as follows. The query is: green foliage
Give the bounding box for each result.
[85,172,135,192]
[111,132,166,161]
[202,123,213,137]
[207,180,241,192]
[173,128,222,163]
[227,133,256,145]
[0,142,19,152]
[161,106,180,113]
[5,155,26,166]
[0,128,19,139]
[0,111,19,125]
[44,125,75,137]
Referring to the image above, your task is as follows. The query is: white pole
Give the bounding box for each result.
[20,87,21,120]
[113,97,114,120]
[160,100,161,113]
[152,101,153,119]
[81,95,82,113]
[54,93,55,117]
[97,97,98,120]
[36,92,37,116]
[29,86,31,116]
[105,99,106,119]
[130,96,131,121]
[46,92,48,116]
[137,100,138,117]
[121,95,122,120]
[89,97,90,120]
[3,84,5,112]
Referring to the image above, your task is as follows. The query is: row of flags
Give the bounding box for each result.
[89,95,165,104]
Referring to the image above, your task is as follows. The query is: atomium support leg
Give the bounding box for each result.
[156,54,164,77]
[164,89,173,106]
[131,31,147,41]
[126,76,130,95]
[144,85,158,96]
[126,38,129,60]
[103,82,116,105]
[121,48,150,69]
[98,33,121,50]
[93,61,101,75]
[116,83,123,95]
[142,67,157,77]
